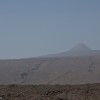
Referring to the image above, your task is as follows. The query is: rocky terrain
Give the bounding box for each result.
[0,83,100,100]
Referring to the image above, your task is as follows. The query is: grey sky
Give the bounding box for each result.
[0,0,100,59]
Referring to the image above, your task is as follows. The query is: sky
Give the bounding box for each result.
[0,0,100,59]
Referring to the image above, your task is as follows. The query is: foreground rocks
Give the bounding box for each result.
[0,83,100,100]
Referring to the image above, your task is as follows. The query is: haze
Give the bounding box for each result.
[0,0,100,59]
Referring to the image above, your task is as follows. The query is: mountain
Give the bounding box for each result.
[43,43,100,57]
[67,43,92,53]
[0,43,100,85]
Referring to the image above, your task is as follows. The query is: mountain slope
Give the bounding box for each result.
[0,55,100,84]
[0,43,100,85]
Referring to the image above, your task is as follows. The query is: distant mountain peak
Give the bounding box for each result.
[68,43,92,53]
[43,43,96,58]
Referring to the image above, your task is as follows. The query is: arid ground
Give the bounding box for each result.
[0,83,100,100]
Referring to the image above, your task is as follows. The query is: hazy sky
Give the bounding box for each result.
[0,0,100,59]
